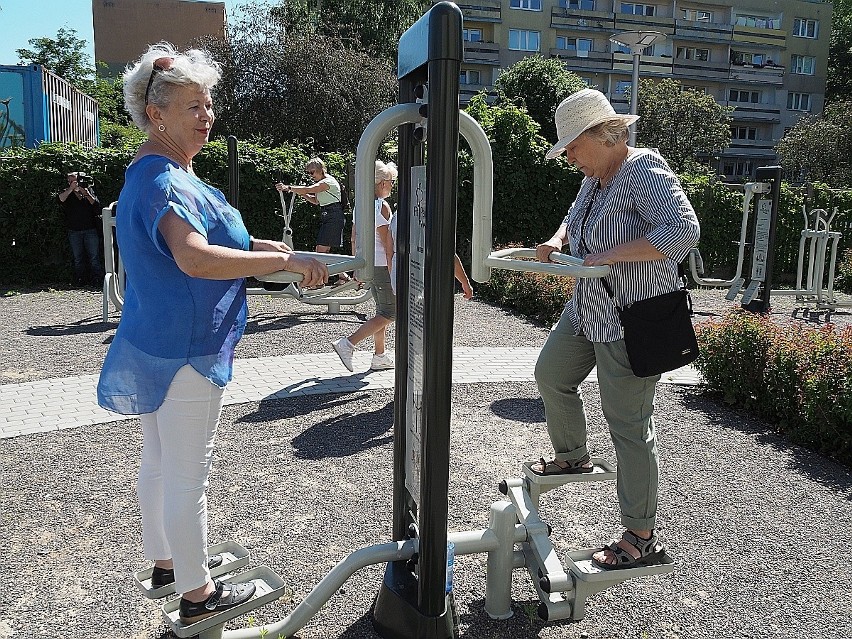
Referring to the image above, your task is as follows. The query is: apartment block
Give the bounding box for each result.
[92,0,227,76]
[458,0,832,179]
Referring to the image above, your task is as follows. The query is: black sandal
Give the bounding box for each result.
[592,530,667,570]
[531,454,593,476]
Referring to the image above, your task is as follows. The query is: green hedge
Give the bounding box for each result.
[3,135,851,288]
[695,311,852,466]
[0,140,350,286]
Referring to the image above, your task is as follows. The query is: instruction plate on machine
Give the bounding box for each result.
[405,165,427,507]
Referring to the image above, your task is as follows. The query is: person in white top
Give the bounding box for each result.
[332,160,398,371]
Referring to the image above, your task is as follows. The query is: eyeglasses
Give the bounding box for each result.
[144,57,174,105]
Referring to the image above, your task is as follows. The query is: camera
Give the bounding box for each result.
[76,174,93,189]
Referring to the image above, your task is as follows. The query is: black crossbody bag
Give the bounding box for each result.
[578,184,698,377]
[601,278,699,378]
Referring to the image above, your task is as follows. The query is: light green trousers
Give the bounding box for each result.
[534,308,660,531]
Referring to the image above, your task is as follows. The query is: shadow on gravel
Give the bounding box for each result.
[243,310,367,336]
[679,388,852,500]
[490,397,545,423]
[237,393,394,459]
[26,316,116,335]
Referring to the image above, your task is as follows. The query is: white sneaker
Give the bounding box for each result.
[370,352,394,370]
[333,338,355,372]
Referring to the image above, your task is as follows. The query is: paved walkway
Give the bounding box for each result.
[0,347,701,439]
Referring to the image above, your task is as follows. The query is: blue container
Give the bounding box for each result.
[0,64,99,148]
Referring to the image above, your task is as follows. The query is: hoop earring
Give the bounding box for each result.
[158,124,165,132]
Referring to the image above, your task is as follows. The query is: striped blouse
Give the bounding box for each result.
[563,148,700,342]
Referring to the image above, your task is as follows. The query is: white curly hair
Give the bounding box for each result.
[123,42,221,133]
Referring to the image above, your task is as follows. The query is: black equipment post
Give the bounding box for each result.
[742,165,782,313]
[373,3,462,638]
[227,135,239,208]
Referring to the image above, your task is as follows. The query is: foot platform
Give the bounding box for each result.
[522,457,616,487]
[133,541,251,599]
[162,565,287,638]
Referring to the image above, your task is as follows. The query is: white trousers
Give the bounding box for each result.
[138,365,224,594]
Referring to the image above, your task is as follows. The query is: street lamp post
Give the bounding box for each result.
[608,30,666,146]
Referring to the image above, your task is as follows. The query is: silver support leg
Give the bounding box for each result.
[484,501,518,620]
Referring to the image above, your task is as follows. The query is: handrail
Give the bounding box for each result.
[484,247,611,278]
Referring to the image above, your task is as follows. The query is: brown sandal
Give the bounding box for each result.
[531,454,593,476]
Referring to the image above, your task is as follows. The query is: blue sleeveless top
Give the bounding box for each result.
[97,155,250,415]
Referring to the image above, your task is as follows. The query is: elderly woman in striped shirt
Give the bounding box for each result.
[532,89,700,571]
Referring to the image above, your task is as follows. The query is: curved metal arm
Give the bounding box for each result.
[460,111,494,284]
[484,247,610,278]
[355,103,424,283]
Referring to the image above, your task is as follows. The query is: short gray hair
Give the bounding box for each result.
[375,160,398,184]
[123,42,221,133]
[583,118,631,146]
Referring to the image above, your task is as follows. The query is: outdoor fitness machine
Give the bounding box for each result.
[130,4,673,638]
[688,166,850,315]
[99,141,372,322]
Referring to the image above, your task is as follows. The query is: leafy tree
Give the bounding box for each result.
[775,100,852,188]
[15,27,93,88]
[828,0,852,100]
[636,78,732,173]
[493,55,588,141]
[203,3,396,151]
[267,0,431,63]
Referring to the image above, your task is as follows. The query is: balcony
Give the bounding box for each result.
[463,41,500,65]
[672,57,731,81]
[551,7,615,33]
[726,138,778,157]
[612,52,672,76]
[549,48,612,73]
[458,1,501,23]
[728,103,782,123]
[613,13,675,36]
[729,63,785,85]
[732,24,787,48]
[674,19,734,44]
[459,85,496,105]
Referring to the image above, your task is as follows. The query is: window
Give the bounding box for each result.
[614,80,632,96]
[612,42,657,55]
[460,70,482,85]
[510,0,542,10]
[731,51,766,66]
[682,8,711,22]
[723,160,753,177]
[792,18,818,38]
[731,126,757,140]
[509,29,540,51]
[559,0,596,9]
[676,47,710,61]
[556,36,593,54]
[621,2,656,16]
[735,14,781,29]
[787,92,811,111]
[463,28,483,42]
[791,54,815,75]
[729,89,760,103]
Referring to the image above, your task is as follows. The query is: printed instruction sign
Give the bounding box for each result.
[404,165,427,507]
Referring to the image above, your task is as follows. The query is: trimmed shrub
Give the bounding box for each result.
[695,311,852,466]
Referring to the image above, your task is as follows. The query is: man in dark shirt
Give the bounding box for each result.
[59,172,104,286]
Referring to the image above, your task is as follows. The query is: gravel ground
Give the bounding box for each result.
[1,286,851,639]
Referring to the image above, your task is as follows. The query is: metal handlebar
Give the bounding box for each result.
[484,247,611,278]
[255,252,357,284]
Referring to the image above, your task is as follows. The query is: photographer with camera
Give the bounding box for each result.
[59,171,104,287]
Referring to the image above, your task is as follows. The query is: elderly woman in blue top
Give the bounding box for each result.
[97,43,328,623]
[531,89,699,571]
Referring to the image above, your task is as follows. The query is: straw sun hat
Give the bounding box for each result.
[545,88,640,160]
